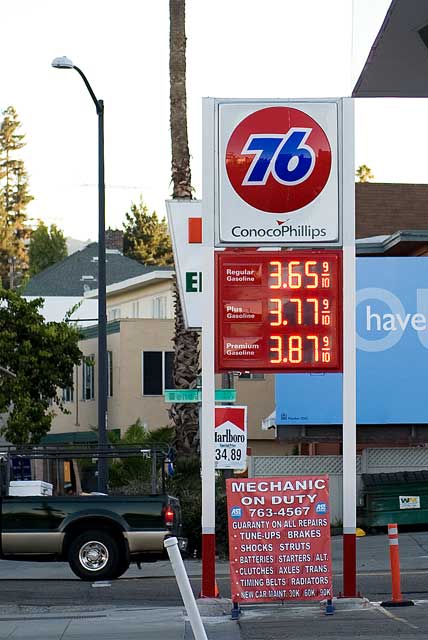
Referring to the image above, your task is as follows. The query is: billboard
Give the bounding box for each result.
[276,257,428,425]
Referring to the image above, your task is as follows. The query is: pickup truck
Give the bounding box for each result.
[0,494,185,580]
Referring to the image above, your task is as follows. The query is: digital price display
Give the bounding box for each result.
[216,250,342,373]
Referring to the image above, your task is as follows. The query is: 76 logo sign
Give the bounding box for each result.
[242,128,315,186]
[226,106,332,214]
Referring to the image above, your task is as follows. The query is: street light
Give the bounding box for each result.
[52,56,108,493]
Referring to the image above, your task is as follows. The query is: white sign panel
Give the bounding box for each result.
[214,99,341,246]
[215,405,247,469]
[399,496,420,510]
[166,200,205,330]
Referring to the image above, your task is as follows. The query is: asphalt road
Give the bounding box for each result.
[1,567,428,608]
[2,533,428,639]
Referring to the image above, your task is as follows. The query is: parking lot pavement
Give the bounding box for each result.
[237,598,428,640]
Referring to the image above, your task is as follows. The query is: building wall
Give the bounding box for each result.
[50,318,276,455]
[117,319,174,430]
[51,319,174,436]
[106,280,174,321]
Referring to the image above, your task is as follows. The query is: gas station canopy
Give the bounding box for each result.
[353,0,428,97]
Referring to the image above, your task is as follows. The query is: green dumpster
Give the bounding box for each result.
[357,471,428,529]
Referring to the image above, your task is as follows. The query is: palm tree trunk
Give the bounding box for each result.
[169,0,200,455]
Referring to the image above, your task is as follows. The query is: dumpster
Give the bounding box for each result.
[357,471,428,530]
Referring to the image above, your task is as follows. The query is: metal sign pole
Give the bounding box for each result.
[200,98,217,597]
[342,98,357,596]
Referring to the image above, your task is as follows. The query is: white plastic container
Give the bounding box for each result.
[9,480,53,496]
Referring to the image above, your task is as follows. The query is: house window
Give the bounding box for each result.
[152,296,167,319]
[142,351,174,395]
[108,350,113,397]
[82,356,95,400]
[132,301,140,318]
[62,386,74,403]
[109,307,121,321]
[239,372,265,380]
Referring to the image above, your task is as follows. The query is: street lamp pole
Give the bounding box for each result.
[52,57,108,492]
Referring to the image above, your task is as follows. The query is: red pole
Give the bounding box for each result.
[388,524,402,602]
[343,532,357,597]
[381,523,414,607]
[201,532,216,597]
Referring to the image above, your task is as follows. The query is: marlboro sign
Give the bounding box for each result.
[215,405,247,470]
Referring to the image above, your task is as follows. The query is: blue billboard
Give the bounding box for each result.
[276,257,428,425]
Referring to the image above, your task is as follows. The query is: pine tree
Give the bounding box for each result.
[123,197,174,266]
[0,106,33,288]
[356,164,374,183]
[28,221,68,277]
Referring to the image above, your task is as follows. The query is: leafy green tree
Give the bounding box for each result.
[356,164,374,183]
[0,291,82,444]
[0,106,33,288]
[123,197,173,266]
[28,221,68,277]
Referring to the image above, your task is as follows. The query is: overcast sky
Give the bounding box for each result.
[3,0,422,242]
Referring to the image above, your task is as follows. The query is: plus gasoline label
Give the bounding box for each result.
[226,107,331,214]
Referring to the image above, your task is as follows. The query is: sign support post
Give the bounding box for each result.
[200,98,217,597]
[342,98,357,597]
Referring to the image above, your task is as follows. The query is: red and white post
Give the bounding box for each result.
[342,98,357,597]
[200,98,217,598]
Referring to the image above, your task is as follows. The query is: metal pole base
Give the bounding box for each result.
[231,602,241,620]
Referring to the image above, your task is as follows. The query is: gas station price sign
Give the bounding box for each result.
[216,250,342,373]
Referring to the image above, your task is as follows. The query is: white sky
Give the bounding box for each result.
[2,0,423,242]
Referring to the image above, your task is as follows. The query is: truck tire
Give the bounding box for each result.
[111,555,130,579]
[68,530,121,581]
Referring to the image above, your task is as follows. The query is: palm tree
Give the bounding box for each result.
[169,0,200,456]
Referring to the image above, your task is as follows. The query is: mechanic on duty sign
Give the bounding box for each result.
[216,100,340,245]
[226,475,333,603]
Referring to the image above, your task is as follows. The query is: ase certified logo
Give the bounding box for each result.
[315,502,329,515]
[225,107,332,214]
[230,506,243,519]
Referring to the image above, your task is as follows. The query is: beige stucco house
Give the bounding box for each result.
[49,268,287,456]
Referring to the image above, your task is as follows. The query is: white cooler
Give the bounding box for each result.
[9,480,53,496]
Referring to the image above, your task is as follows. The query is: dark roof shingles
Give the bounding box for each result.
[22,243,170,296]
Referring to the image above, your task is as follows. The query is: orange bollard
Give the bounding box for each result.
[381,523,414,607]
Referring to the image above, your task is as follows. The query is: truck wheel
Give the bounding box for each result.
[68,530,120,581]
[111,555,130,579]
